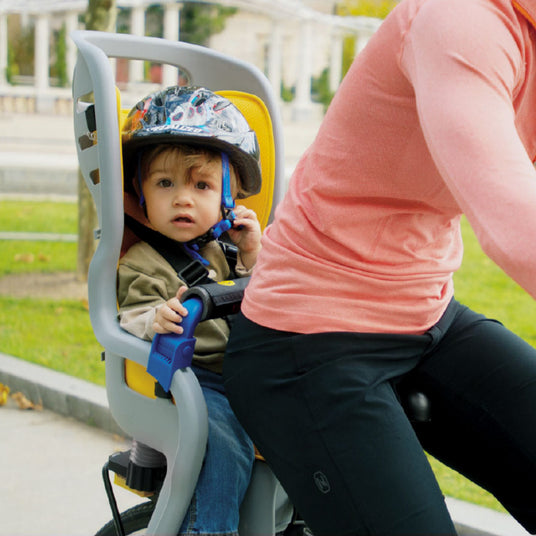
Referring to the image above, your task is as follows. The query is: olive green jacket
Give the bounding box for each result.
[117,239,250,373]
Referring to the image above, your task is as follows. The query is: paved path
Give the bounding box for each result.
[0,399,141,536]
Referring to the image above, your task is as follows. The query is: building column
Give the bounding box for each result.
[0,13,8,87]
[34,13,50,91]
[267,16,283,101]
[292,15,314,121]
[129,5,145,84]
[329,28,343,93]
[65,11,78,86]
[35,13,55,112]
[162,1,182,87]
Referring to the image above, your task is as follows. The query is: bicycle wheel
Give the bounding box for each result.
[95,501,155,536]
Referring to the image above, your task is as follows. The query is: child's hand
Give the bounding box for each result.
[227,205,262,270]
[153,286,189,335]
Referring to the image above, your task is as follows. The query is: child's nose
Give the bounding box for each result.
[173,188,193,205]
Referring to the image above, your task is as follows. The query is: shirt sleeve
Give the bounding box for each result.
[400,0,536,298]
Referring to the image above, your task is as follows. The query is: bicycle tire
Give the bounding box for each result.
[94,500,314,536]
[95,501,155,536]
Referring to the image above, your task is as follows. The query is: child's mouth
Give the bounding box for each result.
[173,215,194,227]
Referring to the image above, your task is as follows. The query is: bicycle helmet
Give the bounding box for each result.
[122,86,261,197]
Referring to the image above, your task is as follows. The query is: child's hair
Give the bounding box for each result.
[132,144,242,200]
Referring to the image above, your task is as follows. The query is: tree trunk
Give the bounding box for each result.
[76,0,117,282]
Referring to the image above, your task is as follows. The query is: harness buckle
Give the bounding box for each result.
[178,260,210,287]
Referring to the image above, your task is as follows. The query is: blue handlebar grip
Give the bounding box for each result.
[147,297,204,392]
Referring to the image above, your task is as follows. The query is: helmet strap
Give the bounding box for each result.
[215,151,236,236]
[221,151,235,212]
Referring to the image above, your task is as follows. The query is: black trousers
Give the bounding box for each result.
[223,300,536,536]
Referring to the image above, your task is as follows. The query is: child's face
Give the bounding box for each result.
[141,148,223,242]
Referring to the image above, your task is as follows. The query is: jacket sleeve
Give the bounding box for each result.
[235,255,255,277]
[117,261,176,341]
[400,0,536,298]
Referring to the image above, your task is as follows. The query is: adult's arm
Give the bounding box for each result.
[400,0,536,298]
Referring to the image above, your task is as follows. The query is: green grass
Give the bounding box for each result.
[454,218,536,348]
[0,199,77,234]
[0,296,105,385]
[0,200,78,276]
[0,240,78,276]
[0,199,104,386]
[428,456,506,512]
[0,200,534,512]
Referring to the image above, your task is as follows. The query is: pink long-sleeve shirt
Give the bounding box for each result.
[243,0,536,334]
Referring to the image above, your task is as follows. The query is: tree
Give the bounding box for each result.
[180,4,237,46]
[52,23,68,87]
[76,0,117,282]
[117,3,236,45]
[336,0,398,18]
[6,16,34,82]
[86,0,117,32]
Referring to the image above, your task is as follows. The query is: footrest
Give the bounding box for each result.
[108,450,166,495]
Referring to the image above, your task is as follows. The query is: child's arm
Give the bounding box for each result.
[153,286,189,335]
[118,247,190,340]
[227,205,262,271]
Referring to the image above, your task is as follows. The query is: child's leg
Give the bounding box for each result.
[179,367,255,536]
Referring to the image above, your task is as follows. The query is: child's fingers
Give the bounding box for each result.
[162,304,184,323]
[153,308,183,335]
[153,320,183,335]
[232,216,261,234]
[234,206,258,221]
[154,302,186,334]
[176,286,189,303]
[168,296,188,317]
[231,218,252,231]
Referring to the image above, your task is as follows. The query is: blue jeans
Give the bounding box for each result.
[179,366,255,536]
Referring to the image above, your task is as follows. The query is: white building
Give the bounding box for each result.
[0,0,382,116]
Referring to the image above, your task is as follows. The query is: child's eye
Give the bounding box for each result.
[195,181,209,190]
[157,178,173,188]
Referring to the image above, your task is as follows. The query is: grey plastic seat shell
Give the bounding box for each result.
[71,30,288,536]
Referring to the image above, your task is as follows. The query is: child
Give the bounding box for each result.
[117,86,262,536]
